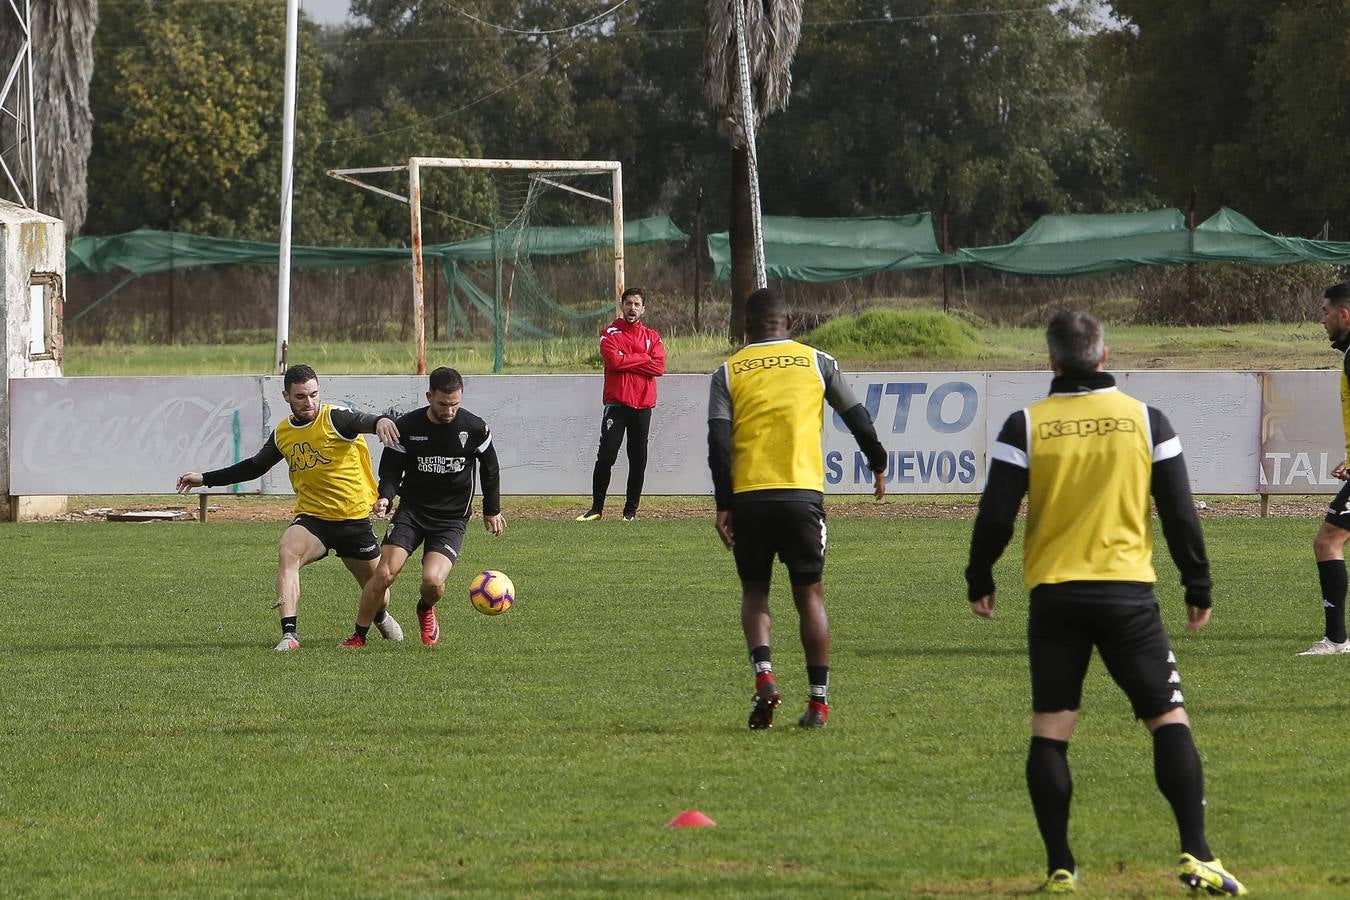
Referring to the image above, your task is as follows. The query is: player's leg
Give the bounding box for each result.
[1026,595,1091,887]
[1096,602,1245,895]
[782,500,830,727]
[732,500,780,729]
[580,405,628,520]
[621,407,651,520]
[414,521,465,646]
[1306,485,1350,654]
[273,518,329,650]
[340,545,410,647]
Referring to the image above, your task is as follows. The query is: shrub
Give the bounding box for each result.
[1134,263,1337,325]
[801,309,985,358]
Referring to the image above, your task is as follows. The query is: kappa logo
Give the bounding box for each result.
[1037,417,1136,439]
[287,441,331,471]
[1168,670,1181,684]
[409,435,429,441]
[1170,689,1184,704]
[731,354,812,374]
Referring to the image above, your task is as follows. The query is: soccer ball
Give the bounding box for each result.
[468,570,514,616]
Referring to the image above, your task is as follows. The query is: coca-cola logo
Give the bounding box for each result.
[19,393,253,476]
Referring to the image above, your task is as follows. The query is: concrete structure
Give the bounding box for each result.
[1,199,65,520]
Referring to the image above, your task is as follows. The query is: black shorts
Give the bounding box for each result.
[1028,594,1184,720]
[382,506,467,562]
[731,498,827,587]
[1325,481,1350,529]
[291,514,380,561]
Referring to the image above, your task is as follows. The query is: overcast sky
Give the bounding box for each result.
[300,0,352,26]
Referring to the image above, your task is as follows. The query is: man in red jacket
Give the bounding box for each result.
[577,287,666,522]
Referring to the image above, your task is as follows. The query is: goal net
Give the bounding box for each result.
[329,157,624,373]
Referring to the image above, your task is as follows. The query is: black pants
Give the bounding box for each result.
[590,404,652,515]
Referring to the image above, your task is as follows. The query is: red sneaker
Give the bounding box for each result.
[747,673,781,730]
[798,699,829,728]
[339,633,366,649]
[418,606,440,646]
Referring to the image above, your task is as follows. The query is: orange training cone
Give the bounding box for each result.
[666,810,716,828]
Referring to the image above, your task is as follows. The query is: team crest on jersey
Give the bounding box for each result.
[459,431,468,446]
[287,442,331,470]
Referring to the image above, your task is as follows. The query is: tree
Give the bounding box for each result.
[703,0,802,342]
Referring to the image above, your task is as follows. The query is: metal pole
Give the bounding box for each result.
[693,188,703,333]
[408,159,427,374]
[612,166,625,312]
[24,0,36,207]
[731,0,766,289]
[274,0,299,375]
[492,225,503,374]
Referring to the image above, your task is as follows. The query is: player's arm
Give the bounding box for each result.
[965,411,1029,612]
[707,365,734,512]
[476,430,504,535]
[1148,407,1212,614]
[331,407,399,446]
[178,432,284,492]
[635,331,666,377]
[819,352,887,498]
[374,422,408,516]
[599,330,651,372]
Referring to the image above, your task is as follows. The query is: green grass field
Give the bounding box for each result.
[61,319,1337,377]
[3,515,1346,897]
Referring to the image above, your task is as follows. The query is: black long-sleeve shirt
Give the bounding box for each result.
[377,406,500,524]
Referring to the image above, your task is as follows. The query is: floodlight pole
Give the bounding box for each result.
[612,168,625,313]
[274,0,299,375]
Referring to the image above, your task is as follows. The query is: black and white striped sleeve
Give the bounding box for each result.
[1148,406,1212,608]
[965,411,1029,600]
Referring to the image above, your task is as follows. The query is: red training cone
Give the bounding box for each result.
[666,810,716,828]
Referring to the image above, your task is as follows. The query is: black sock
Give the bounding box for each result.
[749,645,772,677]
[1026,736,1074,875]
[806,665,829,703]
[1318,559,1348,643]
[281,616,298,637]
[417,600,433,615]
[354,624,370,638]
[1153,723,1212,860]
[373,609,387,624]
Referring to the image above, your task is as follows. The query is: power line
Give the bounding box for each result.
[446,0,635,36]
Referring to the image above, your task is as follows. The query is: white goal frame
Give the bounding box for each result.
[328,157,624,374]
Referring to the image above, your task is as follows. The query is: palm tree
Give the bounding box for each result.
[702,0,801,341]
[2,1,99,235]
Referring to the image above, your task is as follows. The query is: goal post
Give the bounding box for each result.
[328,157,625,375]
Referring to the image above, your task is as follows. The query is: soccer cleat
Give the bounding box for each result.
[798,698,830,728]
[1039,868,1077,894]
[339,633,366,649]
[622,513,637,522]
[1296,637,1350,656]
[1178,853,1246,896]
[375,611,404,642]
[418,606,440,646]
[747,675,781,730]
[274,634,299,652]
[575,510,602,522]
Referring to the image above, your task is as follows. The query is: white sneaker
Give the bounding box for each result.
[1296,637,1350,656]
[375,611,404,641]
[274,634,299,652]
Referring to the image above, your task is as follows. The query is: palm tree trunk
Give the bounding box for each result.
[728,145,754,344]
[33,0,98,236]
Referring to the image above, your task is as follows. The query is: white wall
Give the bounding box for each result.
[6,370,1323,497]
[1,200,64,504]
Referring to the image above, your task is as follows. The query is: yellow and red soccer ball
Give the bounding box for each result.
[468,570,514,616]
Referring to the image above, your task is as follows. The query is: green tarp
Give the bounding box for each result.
[954,209,1192,275]
[66,216,689,276]
[706,214,948,282]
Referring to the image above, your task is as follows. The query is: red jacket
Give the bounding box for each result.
[599,317,665,408]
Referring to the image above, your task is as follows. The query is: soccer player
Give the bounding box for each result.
[176,364,403,651]
[964,311,1245,896]
[576,287,665,523]
[1301,282,1350,656]
[707,287,887,730]
[342,367,503,648]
